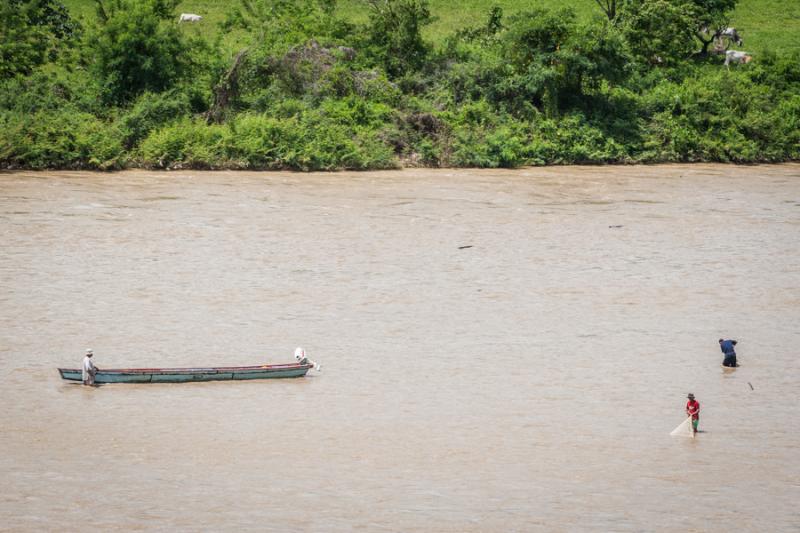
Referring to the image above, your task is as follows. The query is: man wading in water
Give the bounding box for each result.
[719,338,738,367]
[686,393,700,434]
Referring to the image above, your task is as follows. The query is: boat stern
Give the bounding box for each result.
[58,368,82,381]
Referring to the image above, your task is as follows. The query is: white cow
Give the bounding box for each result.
[724,50,752,68]
[179,13,202,22]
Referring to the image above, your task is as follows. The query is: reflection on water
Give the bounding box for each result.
[1,165,799,531]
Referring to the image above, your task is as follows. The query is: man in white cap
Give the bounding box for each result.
[82,349,98,386]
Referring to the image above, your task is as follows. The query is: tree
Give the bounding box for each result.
[0,0,80,79]
[206,49,248,124]
[86,0,189,103]
[615,0,739,63]
[618,0,697,66]
[364,0,433,77]
[593,0,619,21]
[499,8,576,117]
[497,9,631,117]
[1,2,47,79]
[690,0,738,56]
[32,0,82,40]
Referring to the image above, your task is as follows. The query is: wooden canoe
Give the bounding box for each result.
[58,362,313,384]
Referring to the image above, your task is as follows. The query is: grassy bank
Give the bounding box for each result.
[2,0,798,171]
[60,0,800,52]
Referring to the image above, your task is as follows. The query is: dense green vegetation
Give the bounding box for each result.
[1,0,798,170]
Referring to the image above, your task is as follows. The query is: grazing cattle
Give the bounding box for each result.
[717,27,743,46]
[179,13,202,22]
[724,50,752,67]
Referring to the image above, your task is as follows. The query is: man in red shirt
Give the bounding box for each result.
[686,393,700,434]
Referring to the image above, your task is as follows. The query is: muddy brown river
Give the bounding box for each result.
[1,165,798,531]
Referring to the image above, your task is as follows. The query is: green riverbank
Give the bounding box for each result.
[2,0,798,171]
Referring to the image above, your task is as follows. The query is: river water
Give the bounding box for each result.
[1,165,798,531]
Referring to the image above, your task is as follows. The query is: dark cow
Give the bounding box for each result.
[717,27,743,46]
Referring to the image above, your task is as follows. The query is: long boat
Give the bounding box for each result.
[57,362,314,384]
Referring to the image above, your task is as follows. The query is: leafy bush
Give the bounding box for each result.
[451,123,528,167]
[0,109,123,169]
[225,113,302,168]
[137,118,227,168]
[0,68,105,115]
[119,90,191,149]
[533,115,629,163]
[137,110,397,171]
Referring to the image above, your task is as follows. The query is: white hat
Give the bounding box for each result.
[294,347,305,360]
[86,349,93,355]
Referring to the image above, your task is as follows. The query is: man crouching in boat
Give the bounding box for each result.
[82,349,99,386]
[295,347,320,371]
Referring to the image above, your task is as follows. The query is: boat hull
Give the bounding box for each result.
[58,363,312,384]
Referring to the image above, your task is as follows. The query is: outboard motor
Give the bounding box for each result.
[294,346,320,371]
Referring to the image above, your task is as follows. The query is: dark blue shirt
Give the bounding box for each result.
[720,339,737,356]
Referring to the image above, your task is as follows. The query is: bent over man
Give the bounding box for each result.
[719,338,738,367]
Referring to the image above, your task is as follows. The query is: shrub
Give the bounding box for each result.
[138,119,228,168]
[0,109,123,169]
[534,115,629,163]
[225,114,302,168]
[118,90,191,149]
[0,68,105,115]
[137,111,398,171]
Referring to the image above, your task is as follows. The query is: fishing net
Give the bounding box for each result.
[670,416,695,438]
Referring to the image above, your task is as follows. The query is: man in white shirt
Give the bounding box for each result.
[82,349,98,386]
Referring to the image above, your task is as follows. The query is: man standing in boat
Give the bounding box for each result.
[719,338,738,367]
[82,349,98,386]
[686,393,700,434]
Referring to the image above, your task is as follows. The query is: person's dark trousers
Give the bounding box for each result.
[723,356,737,367]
